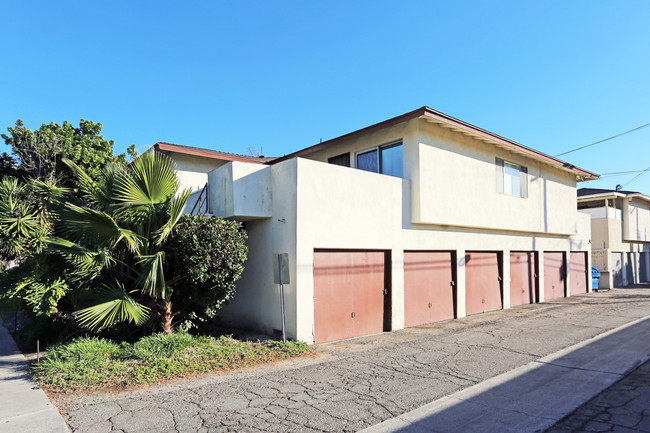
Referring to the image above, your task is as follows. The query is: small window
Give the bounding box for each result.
[355,142,403,178]
[380,143,403,178]
[496,158,528,198]
[357,149,379,173]
[328,152,350,167]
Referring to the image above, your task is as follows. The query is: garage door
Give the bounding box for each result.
[544,252,566,300]
[465,252,502,316]
[313,251,389,344]
[510,252,536,307]
[404,251,455,328]
[569,252,588,295]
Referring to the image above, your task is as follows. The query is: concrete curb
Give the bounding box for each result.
[359,314,650,433]
[0,316,69,433]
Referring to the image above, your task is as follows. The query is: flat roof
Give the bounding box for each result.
[269,106,599,180]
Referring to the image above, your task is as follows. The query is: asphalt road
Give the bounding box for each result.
[546,359,650,433]
[60,287,650,433]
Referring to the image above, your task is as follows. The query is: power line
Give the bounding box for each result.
[598,169,650,177]
[555,122,650,157]
[621,166,650,189]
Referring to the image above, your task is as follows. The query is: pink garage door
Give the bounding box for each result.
[570,252,588,295]
[510,252,537,307]
[465,252,503,316]
[313,251,388,344]
[404,251,455,328]
[544,252,566,300]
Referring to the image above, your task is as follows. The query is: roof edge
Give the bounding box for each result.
[154,142,274,164]
[269,106,599,180]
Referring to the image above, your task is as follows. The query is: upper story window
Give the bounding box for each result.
[328,152,350,167]
[355,141,403,178]
[496,157,528,198]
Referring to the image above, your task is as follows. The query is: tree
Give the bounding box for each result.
[0,153,17,178]
[0,176,61,262]
[1,119,135,186]
[11,151,190,333]
[165,215,247,331]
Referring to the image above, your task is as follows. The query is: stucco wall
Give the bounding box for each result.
[217,159,298,336]
[414,121,577,234]
[208,162,272,220]
[290,158,587,342]
[290,118,579,236]
[626,199,650,242]
[165,152,229,192]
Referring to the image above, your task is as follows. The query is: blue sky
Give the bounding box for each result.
[1,1,649,192]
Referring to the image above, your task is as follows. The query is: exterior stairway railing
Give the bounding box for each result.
[190,183,209,215]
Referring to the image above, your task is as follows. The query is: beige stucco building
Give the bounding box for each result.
[578,188,650,289]
[158,107,599,344]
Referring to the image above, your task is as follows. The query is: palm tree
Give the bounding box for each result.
[0,177,52,263]
[51,151,191,333]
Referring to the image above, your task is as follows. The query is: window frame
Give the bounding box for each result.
[496,157,528,198]
[328,152,351,167]
[354,140,403,177]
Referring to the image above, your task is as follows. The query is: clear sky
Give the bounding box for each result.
[1,1,649,192]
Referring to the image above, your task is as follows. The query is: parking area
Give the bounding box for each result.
[62,288,650,433]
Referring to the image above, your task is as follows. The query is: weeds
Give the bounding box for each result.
[32,333,311,391]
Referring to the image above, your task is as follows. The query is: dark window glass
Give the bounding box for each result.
[357,149,378,173]
[328,153,350,167]
[380,144,403,178]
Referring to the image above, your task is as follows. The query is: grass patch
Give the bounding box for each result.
[32,333,311,391]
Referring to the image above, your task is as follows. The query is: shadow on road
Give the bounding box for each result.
[383,317,650,433]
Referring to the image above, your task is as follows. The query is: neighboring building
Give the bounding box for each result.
[160,106,598,344]
[578,188,650,289]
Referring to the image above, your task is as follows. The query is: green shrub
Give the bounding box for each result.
[32,334,312,391]
[165,215,248,331]
[123,332,201,360]
[41,336,121,363]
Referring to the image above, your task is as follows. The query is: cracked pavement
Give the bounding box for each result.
[546,359,650,433]
[61,288,650,433]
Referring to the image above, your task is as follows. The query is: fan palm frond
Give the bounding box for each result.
[59,203,142,253]
[114,152,179,206]
[135,251,167,299]
[75,285,150,331]
[47,237,115,278]
[154,188,191,245]
[61,158,108,204]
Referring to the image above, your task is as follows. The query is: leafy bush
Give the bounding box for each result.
[165,215,248,331]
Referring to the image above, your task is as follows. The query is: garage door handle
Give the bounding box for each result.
[428,302,432,308]
[351,312,355,318]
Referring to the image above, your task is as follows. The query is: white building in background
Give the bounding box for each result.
[156,107,599,344]
[578,188,650,289]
